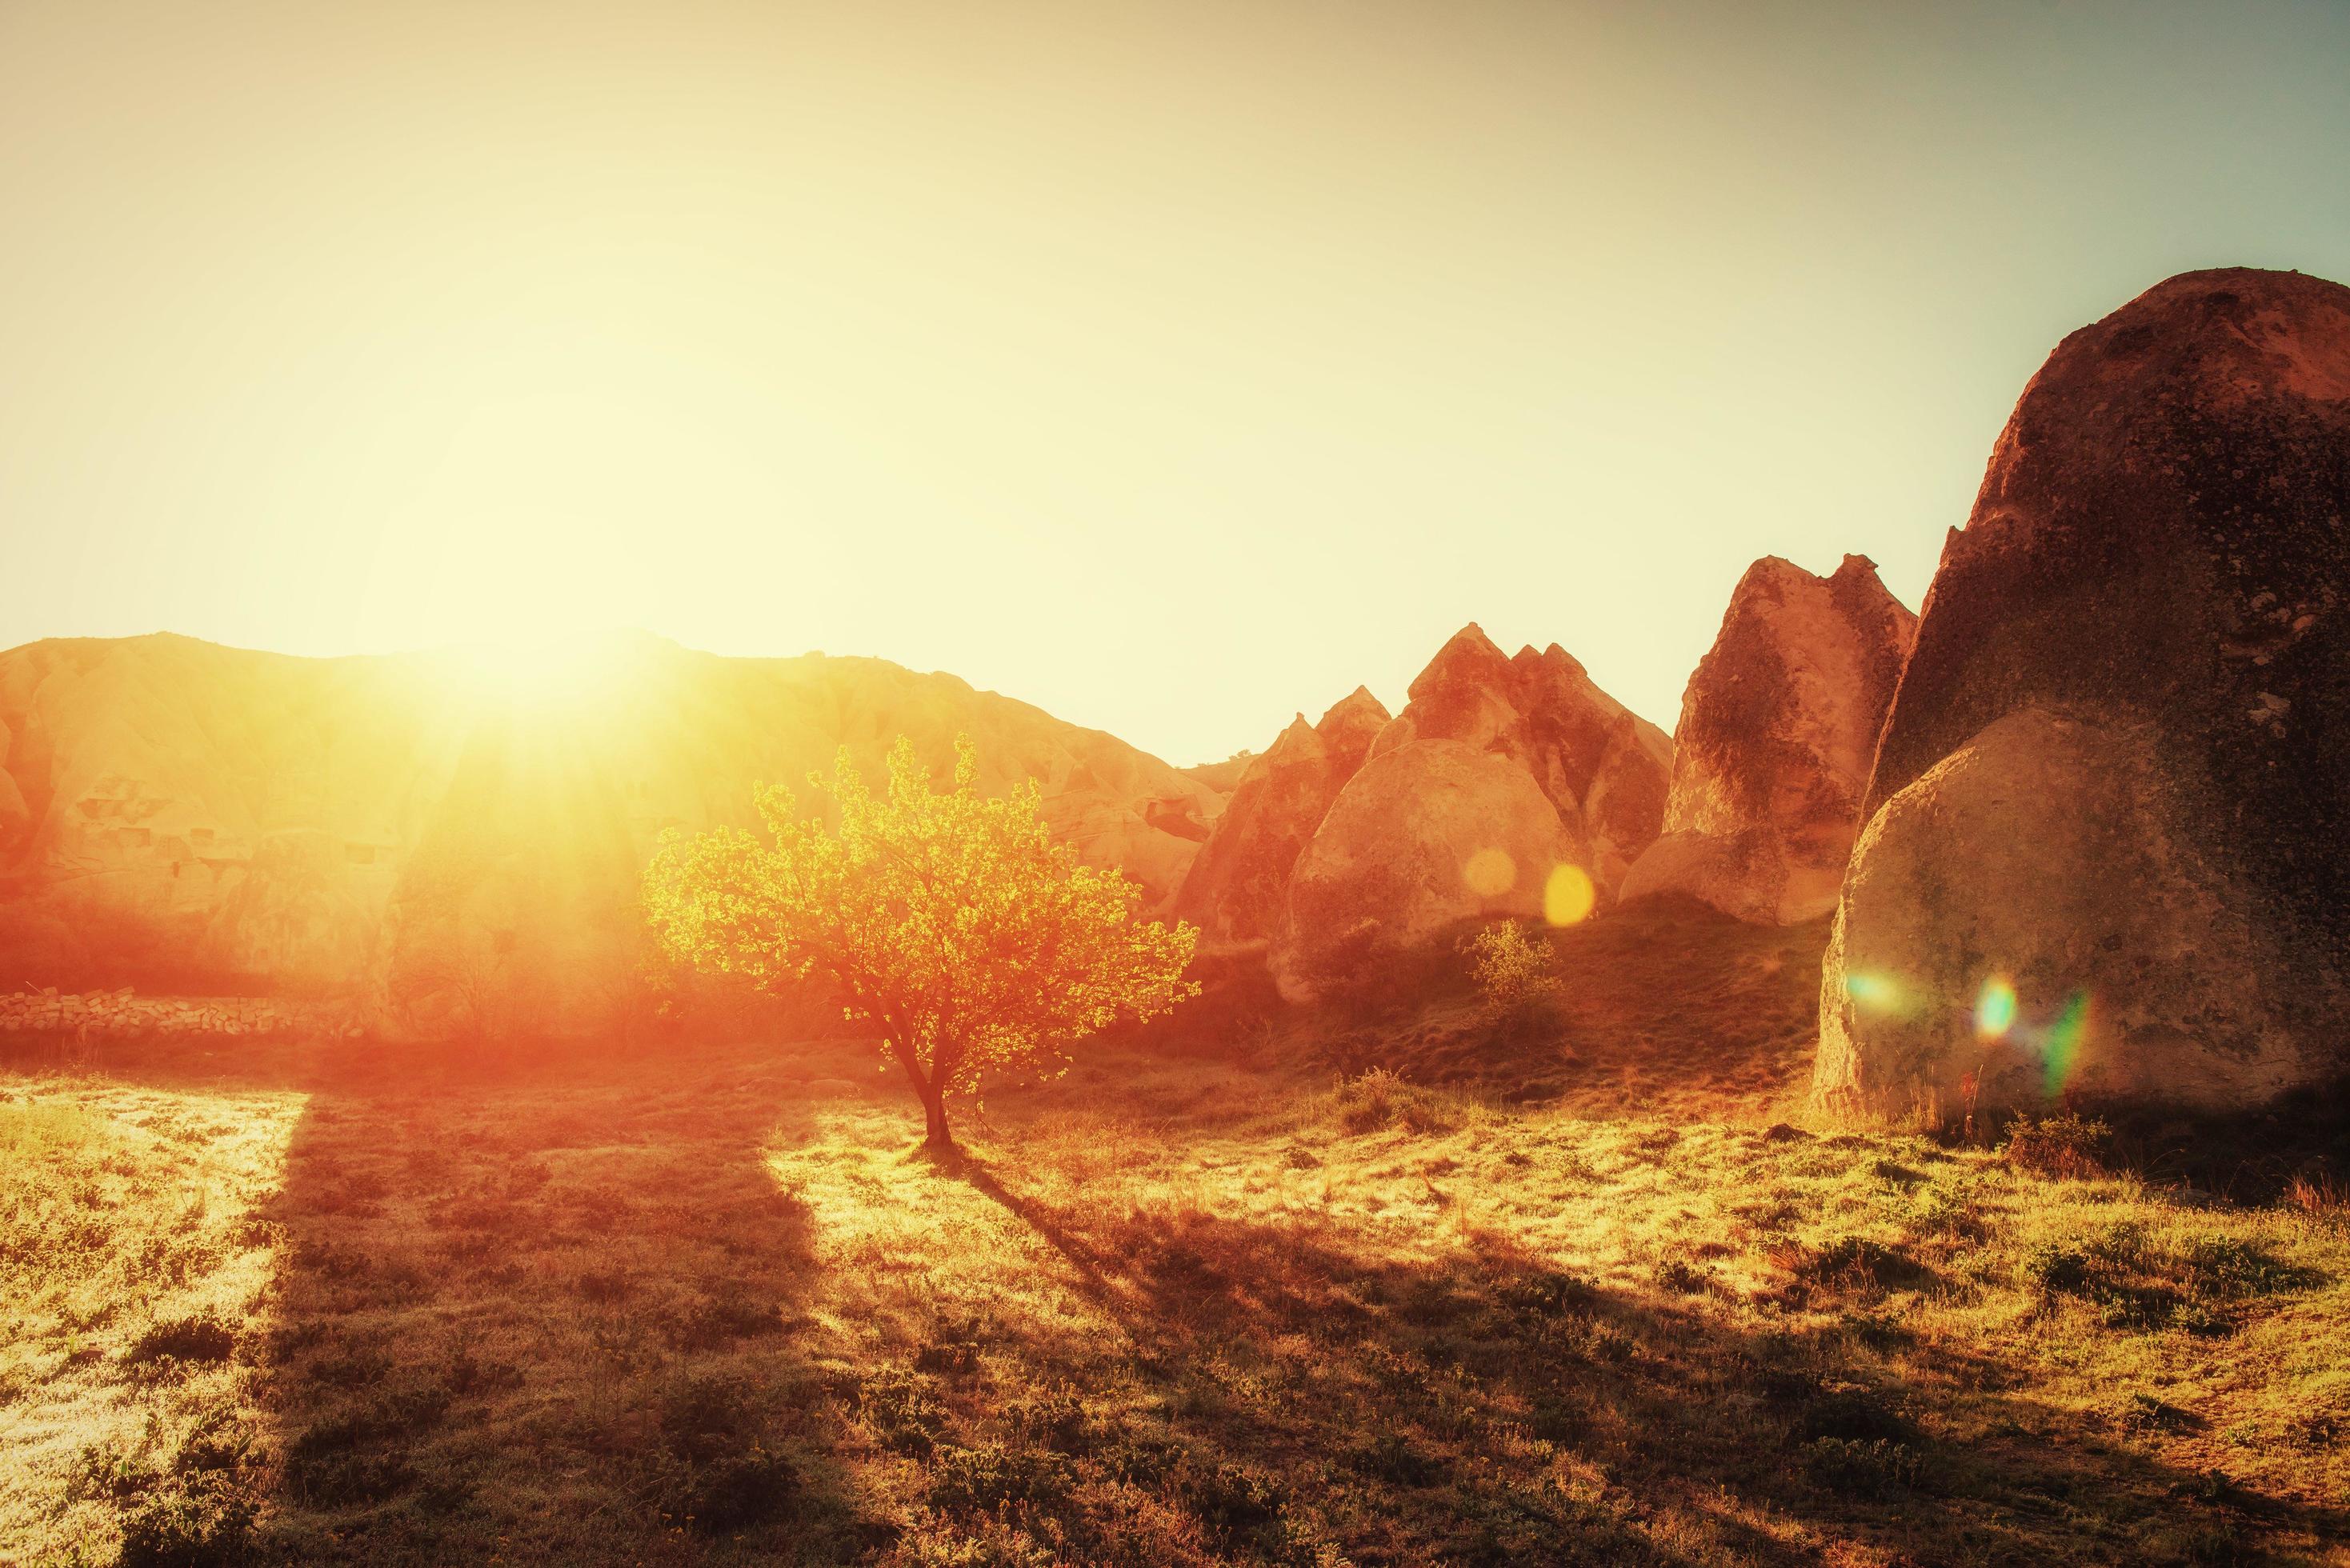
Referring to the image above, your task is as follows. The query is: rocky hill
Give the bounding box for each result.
[0,632,1217,1029]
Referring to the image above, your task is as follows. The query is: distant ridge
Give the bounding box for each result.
[0,632,1217,1028]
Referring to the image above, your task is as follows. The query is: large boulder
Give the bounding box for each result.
[1816,267,2350,1121]
[1168,687,1389,946]
[1276,739,1582,999]
[1622,554,1916,923]
[1367,625,1673,889]
[1816,709,2300,1118]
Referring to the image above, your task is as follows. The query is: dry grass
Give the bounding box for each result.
[6,918,2350,1564]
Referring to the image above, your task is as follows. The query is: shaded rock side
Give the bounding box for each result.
[1817,266,2350,1118]
[1275,739,1583,1001]
[1622,554,1916,923]
[1167,687,1390,946]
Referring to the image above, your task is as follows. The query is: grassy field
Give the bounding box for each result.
[6,908,2350,1566]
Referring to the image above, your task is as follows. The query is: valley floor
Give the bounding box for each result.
[6,1000,2350,1566]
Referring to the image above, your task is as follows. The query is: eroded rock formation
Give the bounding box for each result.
[1168,687,1388,946]
[1279,739,1583,996]
[1364,626,1674,889]
[1622,555,1916,923]
[1815,267,2350,1121]
[1271,624,1671,996]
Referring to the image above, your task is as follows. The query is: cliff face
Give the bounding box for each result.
[0,632,1217,1027]
[1815,267,2350,1120]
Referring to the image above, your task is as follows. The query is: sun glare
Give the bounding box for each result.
[447,632,625,709]
[1543,863,1596,926]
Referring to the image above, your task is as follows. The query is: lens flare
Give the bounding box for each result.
[2042,990,2092,1098]
[1975,975,2017,1042]
[1844,971,1901,1013]
[1463,847,1517,898]
[1543,862,1595,926]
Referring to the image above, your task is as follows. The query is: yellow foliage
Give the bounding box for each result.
[643,736,1199,1145]
[1462,920,1552,1017]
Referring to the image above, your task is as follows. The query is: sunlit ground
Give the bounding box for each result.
[6,1016,2348,1566]
[0,1081,306,1561]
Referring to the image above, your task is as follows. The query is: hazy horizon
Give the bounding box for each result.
[6,0,2348,763]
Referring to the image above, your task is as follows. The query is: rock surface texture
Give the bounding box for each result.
[1622,555,1916,924]
[1272,625,1671,997]
[0,632,1218,1030]
[1167,688,1388,946]
[1815,267,2350,1121]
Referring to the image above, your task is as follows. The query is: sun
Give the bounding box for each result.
[443,629,631,710]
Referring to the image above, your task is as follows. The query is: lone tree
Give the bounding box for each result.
[643,736,1199,1149]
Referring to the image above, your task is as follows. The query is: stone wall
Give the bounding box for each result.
[0,987,360,1039]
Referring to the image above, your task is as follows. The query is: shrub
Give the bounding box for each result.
[1795,1385,1915,1445]
[1801,1436,1925,1498]
[1799,1235,1926,1291]
[1003,1384,1096,1454]
[1496,1269,1594,1321]
[2023,1239,2092,1294]
[649,1374,800,1532]
[1908,1184,1991,1243]
[1175,1457,1286,1540]
[2024,1222,2315,1334]
[661,1445,799,1533]
[2003,1114,2112,1178]
[2175,1234,2306,1298]
[1331,1068,1465,1136]
[572,1268,632,1303]
[847,1369,947,1455]
[924,1443,1073,1515]
[115,1476,256,1568]
[664,1290,781,1351]
[123,1312,238,1367]
[1654,1259,1712,1295]
[1348,1433,1446,1486]
[1461,922,1553,1020]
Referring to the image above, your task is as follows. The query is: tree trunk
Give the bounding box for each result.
[922,1086,951,1150]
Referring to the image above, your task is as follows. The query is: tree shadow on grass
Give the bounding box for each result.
[931,1153,2348,1568]
[240,1042,878,1565]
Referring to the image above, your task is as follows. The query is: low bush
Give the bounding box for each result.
[1174,1456,1287,1542]
[1331,1068,1467,1136]
[1002,1383,1097,1454]
[663,1290,781,1351]
[924,1443,1073,1515]
[1795,1384,1914,1446]
[1798,1235,1928,1292]
[1801,1436,1925,1498]
[115,1474,256,1568]
[1460,922,1554,1022]
[2023,1221,2317,1334]
[647,1373,800,1532]
[123,1312,238,1367]
[2003,1114,2112,1178]
[846,1368,947,1456]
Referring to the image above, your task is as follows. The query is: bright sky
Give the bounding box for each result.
[3,2,2347,765]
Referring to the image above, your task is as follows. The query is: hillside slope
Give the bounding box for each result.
[0,633,1215,1022]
